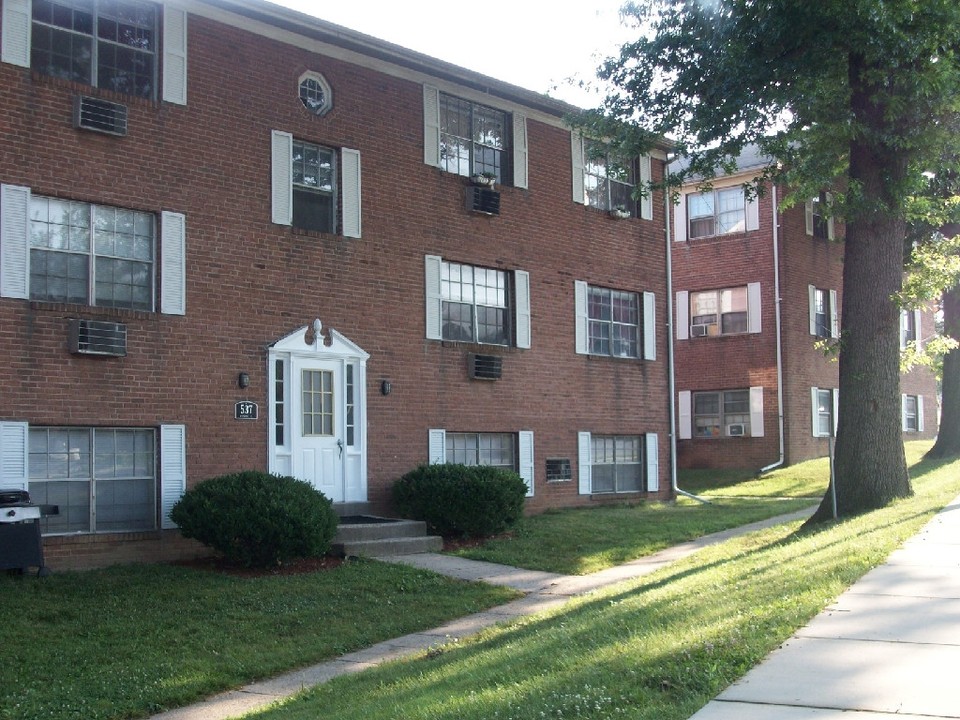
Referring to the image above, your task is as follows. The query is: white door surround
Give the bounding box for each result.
[268,320,369,504]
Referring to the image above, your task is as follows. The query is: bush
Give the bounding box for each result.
[393,464,527,537]
[170,470,339,567]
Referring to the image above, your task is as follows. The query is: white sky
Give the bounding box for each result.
[269,0,634,107]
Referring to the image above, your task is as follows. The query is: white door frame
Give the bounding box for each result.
[268,320,369,503]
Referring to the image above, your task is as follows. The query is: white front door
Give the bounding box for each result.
[291,357,344,502]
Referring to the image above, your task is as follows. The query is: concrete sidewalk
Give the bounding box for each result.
[690,496,960,719]
[149,501,960,720]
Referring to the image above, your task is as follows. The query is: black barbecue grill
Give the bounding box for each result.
[0,489,57,576]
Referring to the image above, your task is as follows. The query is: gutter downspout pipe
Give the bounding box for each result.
[759,183,786,474]
[665,161,709,503]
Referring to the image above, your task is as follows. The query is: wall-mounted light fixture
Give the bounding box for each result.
[381,380,392,396]
[238,372,250,389]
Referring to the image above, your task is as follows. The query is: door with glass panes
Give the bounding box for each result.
[290,357,344,502]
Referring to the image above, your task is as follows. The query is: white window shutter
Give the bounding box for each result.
[674,194,687,242]
[428,429,446,464]
[424,255,442,340]
[746,193,759,232]
[577,431,592,494]
[747,282,762,334]
[512,113,528,189]
[341,148,362,238]
[515,270,531,349]
[678,390,692,440]
[830,289,840,338]
[160,211,186,315]
[518,430,534,497]
[749,386,764,437]
[899,310,908,349]
[161,7,188,105]
[810,387,821,437]
[808,285,817,335]
[901,394,908,431]
[645,433,659,492]
[825,192,835,240]
[423,85,441,167]
[571,132,584,204]
[160,424,186,529]
[271,130,293,226]
[643,291,656,361]
[639,155,653,220]
[676,291,689,340]
[1,0,31,67]
[0,422,29,491]
[574,280,588,354]
[1,183,30,299]
[833,389,839,435]
[918,395,925,432]
[805,199,814,236]
[913,309,922,343]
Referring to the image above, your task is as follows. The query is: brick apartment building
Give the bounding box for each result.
[671,147,939,470]
[0,0,674,567]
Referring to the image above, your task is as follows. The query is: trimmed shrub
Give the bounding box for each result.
[392,464,527,537]
[170,470,338,567]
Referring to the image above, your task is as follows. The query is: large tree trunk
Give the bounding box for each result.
[926,278,960,459]
[808,59,913,522]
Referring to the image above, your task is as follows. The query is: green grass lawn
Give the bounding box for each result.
[248,441,960,720]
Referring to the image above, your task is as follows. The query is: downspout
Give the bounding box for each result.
[759,183,786,474]
[665,159,709,503]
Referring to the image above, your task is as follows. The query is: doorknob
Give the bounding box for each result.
[337,439,343,458]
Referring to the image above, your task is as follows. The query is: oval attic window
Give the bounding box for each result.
[299,72,333,116]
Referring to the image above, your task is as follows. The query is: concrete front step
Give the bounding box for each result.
[331,517,443,558]
[334,534,443,558]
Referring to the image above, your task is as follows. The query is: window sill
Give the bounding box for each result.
[29,71,160,109]
[290,226,342,240]
[438,340,516,352]
[29,301,156,321]
[586,353,641,362]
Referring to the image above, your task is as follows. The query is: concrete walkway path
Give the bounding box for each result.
[690,496,960,719]
[148,501,960,720]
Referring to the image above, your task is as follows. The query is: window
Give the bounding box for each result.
[812,387,836,438]
[688,187,745,239]
[299,71,332,116]
[440,261,509,345]
[808,285,838,338]
[30,0,158,98]
[590,435,642,493]
[693,390,751,438]
[429,429,534,496]
[29,427,156,533]
[292,139,335,233]
[902,395,924,433]
[271,130,361,238]
[28,195,154,310]
[425,256,530,348]
[578,432,659,494]
[438,93,508,182]
[901,309,921,348]
[446,432,516,470]
[587,286,640,357]
[805,192,835,240]
[691,287,747,336]
[575,282,656,360]
[583,139,635,214]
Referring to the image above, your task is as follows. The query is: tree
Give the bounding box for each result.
[588,0,960,519]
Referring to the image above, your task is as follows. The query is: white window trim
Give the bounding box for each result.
[577,431,659,495]
[811,387,839,437]
[808,285,839,338]
[900,308,922,349]
[674,183,759,242]
[428,429,534,496]
[676,283,761,340]
[901,394,925,433]
[425,255,530,348]
[574,280,655,359]
[678,387,763,439]
[804,193,835,240]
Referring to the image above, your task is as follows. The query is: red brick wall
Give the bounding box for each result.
[0,8,671,567]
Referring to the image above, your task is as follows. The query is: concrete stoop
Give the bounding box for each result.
[332,517,443,558]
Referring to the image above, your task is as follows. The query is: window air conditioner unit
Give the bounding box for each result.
[466,186,501,216]
[727,423,746,437]
[691,323,710,337]
[68,319,127,357]
[470,353,503,380]
[73,95,128,136]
